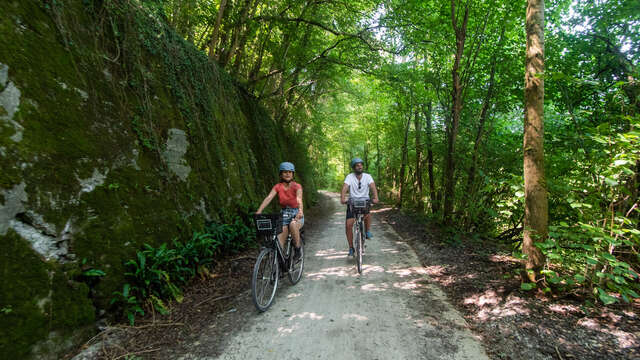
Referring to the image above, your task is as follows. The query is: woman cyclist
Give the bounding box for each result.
[256,162,304,260]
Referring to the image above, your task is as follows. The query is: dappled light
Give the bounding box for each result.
[576,319,639,349]
[306,266,354,280]
[475,296,531,321]
[361,283,389,292]
[370,207,393,214]
[393,279,425,292]
[287,312,324,321]
[342,314,369,321]
[463,290,501,307]
[379,247,400,254]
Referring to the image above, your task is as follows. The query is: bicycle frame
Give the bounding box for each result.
[349,198,370,274]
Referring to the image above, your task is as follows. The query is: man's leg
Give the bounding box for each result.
[346,218,355,248]
[364,214,371,232]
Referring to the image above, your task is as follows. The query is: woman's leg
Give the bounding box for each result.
[289,221,302,248]
[278,225,289,250]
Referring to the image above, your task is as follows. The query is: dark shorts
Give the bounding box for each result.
[346,206,367,220]
[346,206,354,220]
[346,203,371,220]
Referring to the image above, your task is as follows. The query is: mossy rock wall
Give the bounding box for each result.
[0,1,315,358]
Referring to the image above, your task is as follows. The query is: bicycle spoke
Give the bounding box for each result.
[252,247,278,311]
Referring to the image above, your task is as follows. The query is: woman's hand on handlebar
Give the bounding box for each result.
[372,198,379,204]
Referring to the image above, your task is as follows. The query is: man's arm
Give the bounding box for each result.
[340,183,349,204]
[369,182,379,204]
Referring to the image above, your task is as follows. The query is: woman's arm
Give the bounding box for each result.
[295,187,304,219]
[256,189,277,214]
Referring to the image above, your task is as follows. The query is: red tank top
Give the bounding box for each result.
[273,182,301,208]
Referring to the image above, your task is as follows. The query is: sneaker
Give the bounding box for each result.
[348,247,355,257]
[366,231,373,239]
[293,247,302,262]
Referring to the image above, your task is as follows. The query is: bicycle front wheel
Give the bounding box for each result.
[288,242,304,284]
[251,247,279,311]
[356,221,364,274]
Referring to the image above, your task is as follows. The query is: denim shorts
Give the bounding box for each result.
[281,207,304,227]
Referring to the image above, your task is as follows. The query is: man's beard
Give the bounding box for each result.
[354,169,363,175]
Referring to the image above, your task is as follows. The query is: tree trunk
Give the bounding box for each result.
[233,0,261,72]
[221,0,253,67]
[466,25,504,198]
[523,0,547,280]
[398,114,412,209]
[422,102,438,215]
[248,23,273,89]
[376,133,381,187]
[208,0,229,60]
[443,0,469,224]
[414,103,424,211]
[364,141,369,172]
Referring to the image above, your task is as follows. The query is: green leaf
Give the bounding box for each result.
[604,177,619,187]
[82,269,106,277]
[627,289,640,298]
[521,283,536,291]
[598,288,617,305]
[601,253,616,262]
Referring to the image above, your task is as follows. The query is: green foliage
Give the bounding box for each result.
[283,0,640,307]
[82,269,107,277]
[110,284,144,326]
[110,215,255,324]
[1,0,315,356]
[536,118,640,304]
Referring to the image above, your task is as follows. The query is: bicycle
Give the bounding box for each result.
[348,197,371,274]
[251,213,305,312]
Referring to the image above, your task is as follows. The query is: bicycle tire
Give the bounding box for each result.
[355,221,363,274]
[288,242,304,284]
[251,247,279,312]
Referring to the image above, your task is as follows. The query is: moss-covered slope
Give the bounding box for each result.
[0,1,315,357]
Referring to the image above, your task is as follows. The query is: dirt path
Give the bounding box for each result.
[172,192,486,359]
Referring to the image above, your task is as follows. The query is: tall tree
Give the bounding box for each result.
[523,0,547,280]
[414,100,424,211]
[422,101,439,215]
[443,0,470,224]
[465,23,505,200]
[398,111,412,209]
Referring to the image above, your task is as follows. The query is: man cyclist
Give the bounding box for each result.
[256,162,304,261]
[340,157,379,257]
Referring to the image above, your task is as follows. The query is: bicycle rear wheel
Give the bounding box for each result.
[288,242,304,284]
[251,247,279,311]
[355,221,363,274]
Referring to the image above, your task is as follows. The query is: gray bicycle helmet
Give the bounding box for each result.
[350,157,364,169]
[279,162,295,172]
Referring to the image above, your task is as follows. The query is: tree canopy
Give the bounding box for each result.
[155,0,640,304]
